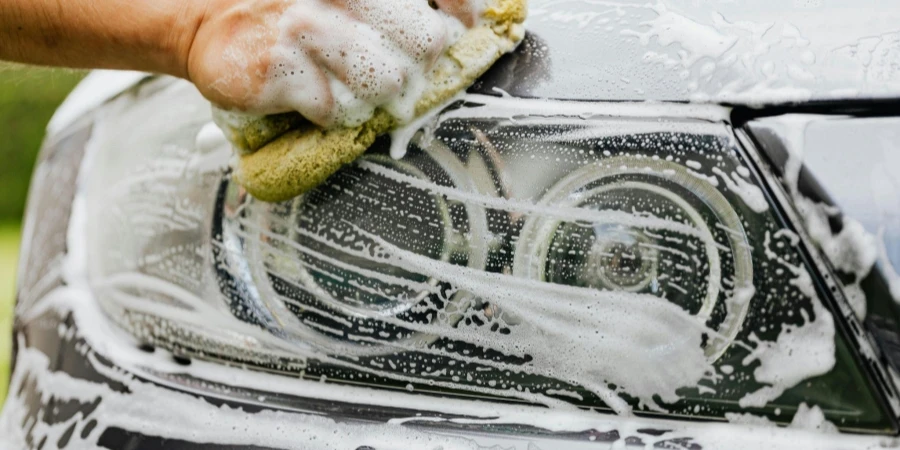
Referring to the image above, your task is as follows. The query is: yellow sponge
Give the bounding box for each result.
[233,0,527,202]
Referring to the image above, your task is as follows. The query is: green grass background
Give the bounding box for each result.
[0,225,20,404]
[0,64,85,404]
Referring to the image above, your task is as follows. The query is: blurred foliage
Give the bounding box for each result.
[0,65,83,404]
[0,64,85,221]
[0,225,20,404]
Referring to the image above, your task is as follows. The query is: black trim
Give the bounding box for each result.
[731,98,900,128]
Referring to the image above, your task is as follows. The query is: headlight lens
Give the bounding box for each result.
[512,155,753,362]
[72,77,895,432]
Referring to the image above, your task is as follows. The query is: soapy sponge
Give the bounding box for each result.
[227,0,526,202]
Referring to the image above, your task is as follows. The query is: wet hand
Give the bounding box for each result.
[186,0,483,128]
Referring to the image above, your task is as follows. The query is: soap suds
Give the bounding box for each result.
[195,122,228,152]
[777,115,877,320]
[388,92,464,159]
[621,2,738,69]
[342,223,716,413]
[739,299,834,408]
[0,335,494,450]
[614,0,900,105]
[739,231,836,408]
[726,412,776,427]
[789,403,838,434]
[3,288,893,450]
[878,227,900,304]
[711,166,769,213]
[255,0,462,127]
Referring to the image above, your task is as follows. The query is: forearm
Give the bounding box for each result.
[0,0,206,78]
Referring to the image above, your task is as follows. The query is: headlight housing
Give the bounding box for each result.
[25,76,898,434]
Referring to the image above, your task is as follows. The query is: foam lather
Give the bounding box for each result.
[223,0,526,202]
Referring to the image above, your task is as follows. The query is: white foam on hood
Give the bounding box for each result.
[0,335,494,450]
[621,2,738,69]
[523,0,900,105]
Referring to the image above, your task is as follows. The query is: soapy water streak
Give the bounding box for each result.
[230,211,717,414]
[99,107,738,413]
[737,231,835,408]
[104,176,821,417]
[94,145,831,418]
[222,157,736,413]
[105,141,777,415]
[356,160,710,240]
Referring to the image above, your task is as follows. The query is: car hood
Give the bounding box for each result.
[476,0,900,105]
[49,1,900,134]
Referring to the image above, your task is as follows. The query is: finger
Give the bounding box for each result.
[188,2,285,112]
[257,4,354,126]
[434,0,479,27]
[343,0,448,67]
[295,7,408,105]
[265,46,338,127]
[261,10,336,124]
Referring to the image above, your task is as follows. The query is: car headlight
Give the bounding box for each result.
[31,76,895,432]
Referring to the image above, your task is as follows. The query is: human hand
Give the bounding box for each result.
[186,0,484,128]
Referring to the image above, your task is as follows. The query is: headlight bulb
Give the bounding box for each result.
[573,224,660,293]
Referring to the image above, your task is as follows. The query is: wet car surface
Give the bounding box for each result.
[4,1,900,448]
